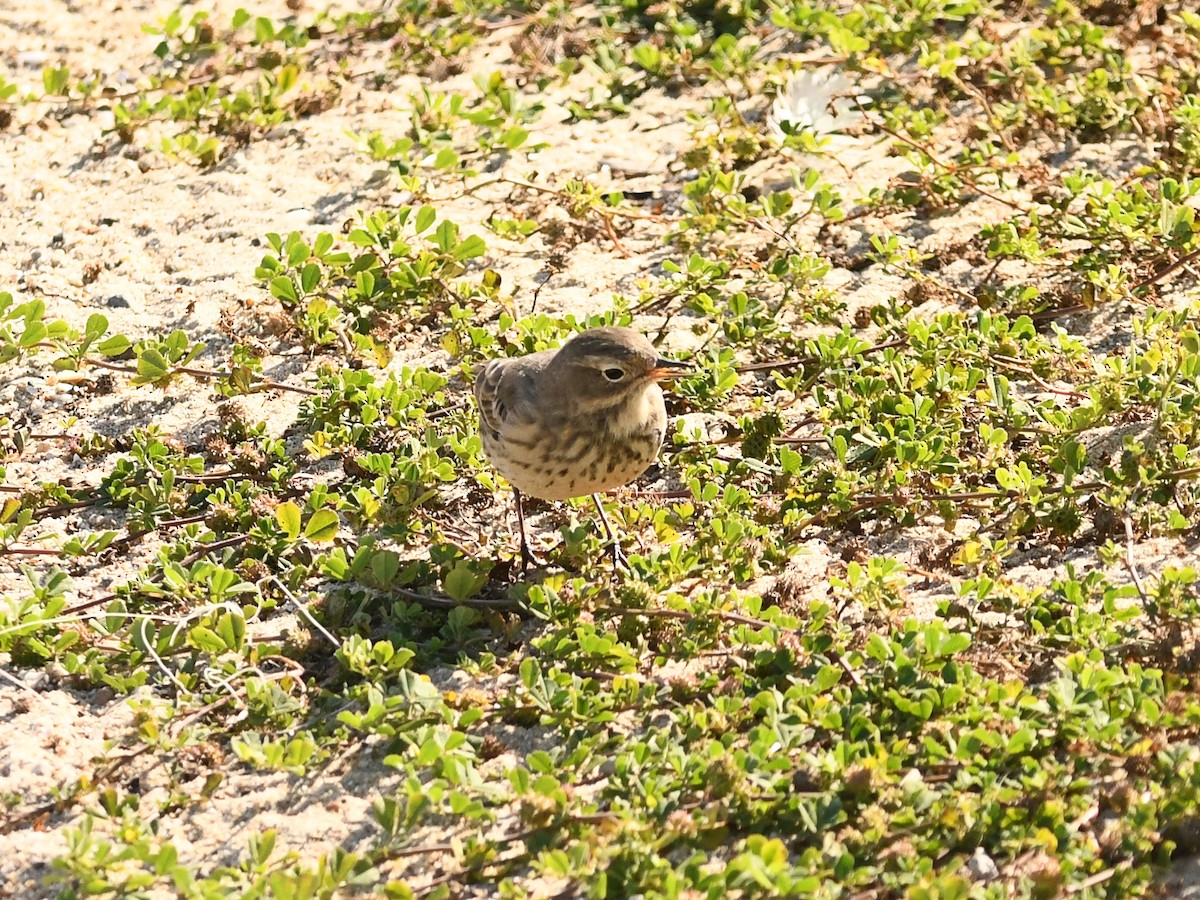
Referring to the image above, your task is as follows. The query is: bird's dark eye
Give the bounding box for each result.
[603,367,625,382]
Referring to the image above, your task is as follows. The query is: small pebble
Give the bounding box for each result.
[92,686,116,705]
[966,847,999,882]
[17,50,48,68]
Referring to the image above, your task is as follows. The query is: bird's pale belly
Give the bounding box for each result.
[482,424,664,502]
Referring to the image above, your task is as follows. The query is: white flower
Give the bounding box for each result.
[767,68,862,142]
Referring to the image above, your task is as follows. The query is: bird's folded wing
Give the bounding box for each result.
[474,360,506,438]
[475,350,554,437]
[474,357,536,439]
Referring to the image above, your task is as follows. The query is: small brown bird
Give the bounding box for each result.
[474,326,690,571]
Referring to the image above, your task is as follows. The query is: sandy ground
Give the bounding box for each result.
[3,0,1200,896]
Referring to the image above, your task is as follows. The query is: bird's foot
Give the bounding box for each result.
[517,540,548,577]
[606,541,630,572]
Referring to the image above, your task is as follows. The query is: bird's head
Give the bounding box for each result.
[547,326,691,414]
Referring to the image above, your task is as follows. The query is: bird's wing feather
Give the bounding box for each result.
[473,359,509,439]
[474,355,547,439]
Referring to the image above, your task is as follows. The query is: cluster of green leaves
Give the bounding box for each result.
[7,1,1200,898]
[52,818,377,898]
[0,294,290,398]
[255,209,491,363]
[125,7,328,163]
[486,588,1198,897]
[352,71,545,180]
[983,172,1200,309]
[324,0,513,75]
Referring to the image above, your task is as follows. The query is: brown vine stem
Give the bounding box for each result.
[35,498,100,516]
[1130,245,1200,293]
[392,585,525,613]
[180,534,249,567]
[984,354,1088,399]
[385,812,616,866]
[862,107,1031,214]
[735,338,907,374]
[174,471,239,484]
[31,343,319,396]
[1,513,235,561]
[454,175,671,222]
[596,605,864,687]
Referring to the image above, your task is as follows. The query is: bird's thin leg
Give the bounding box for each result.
[513,489,543,574]
[591,493,630,570]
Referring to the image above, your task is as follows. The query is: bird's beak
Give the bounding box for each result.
[649,358,692,381]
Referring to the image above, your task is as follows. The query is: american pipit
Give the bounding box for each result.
[474,326,690,571]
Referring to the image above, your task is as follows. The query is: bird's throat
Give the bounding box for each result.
[603,384,664,440]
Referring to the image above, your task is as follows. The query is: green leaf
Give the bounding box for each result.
[0,498,21,524]
[188,626,224,653]
[370,550,401,587]
[270,276,299,304]
[275,501,302,540]
[287,240,310,266]
[96,334,132,357]
[312,232,334,258]
[444,561,486,602]
[414,205,436,234]
[434,220,458,253]
[300,263,321,294]
[135,348,169,382]
[42,66,70,97]
[1007,727,1035,755]
[454,235,487,260]
[500,126,529,149]
[215,612,246,651]
[84,314,109,340]
[18,321,47,347]
[304,508,340,542]
[180,338,206,366]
